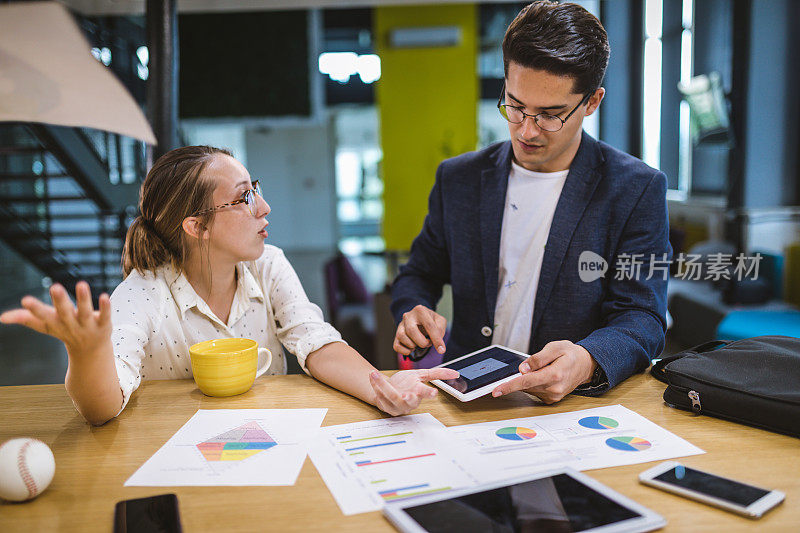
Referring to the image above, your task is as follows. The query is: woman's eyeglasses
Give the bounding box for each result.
[191,181,263,217]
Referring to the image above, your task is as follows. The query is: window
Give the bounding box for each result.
[333,107,384,256]
[677,0,694,197]
[650,0,730,199]
[642,0,663,170]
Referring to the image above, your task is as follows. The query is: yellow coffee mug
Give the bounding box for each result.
[189,338,272,397]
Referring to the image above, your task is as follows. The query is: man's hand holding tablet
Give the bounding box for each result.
[490,340,598,404]
[429,345,529,402]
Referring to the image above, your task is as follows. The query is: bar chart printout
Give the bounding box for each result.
[308,413,476,515]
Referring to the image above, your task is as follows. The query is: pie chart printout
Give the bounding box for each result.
[495,427,537,441]
[578,416,619,430]
[605,436,652,452]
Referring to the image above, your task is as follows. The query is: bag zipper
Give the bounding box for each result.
[688,390,702,413]
[666,366,800,406]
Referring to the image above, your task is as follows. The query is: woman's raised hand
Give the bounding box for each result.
[0,281,111,355]
[369,368,460,416]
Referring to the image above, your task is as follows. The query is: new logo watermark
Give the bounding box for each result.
[578,251,609,282]
[578,251,763,282]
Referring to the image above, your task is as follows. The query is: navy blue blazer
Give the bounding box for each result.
[391,132,671,394]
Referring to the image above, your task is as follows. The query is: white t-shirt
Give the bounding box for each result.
[110,244,343,412]
[492,162,569,353]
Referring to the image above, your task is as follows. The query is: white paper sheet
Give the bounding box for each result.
[310,406,704,515]
[308,413,479,515]
[446,404,704,483]
[125,409,327,486]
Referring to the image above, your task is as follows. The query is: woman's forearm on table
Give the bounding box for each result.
[305,342,378,407]
[64,340,124,425]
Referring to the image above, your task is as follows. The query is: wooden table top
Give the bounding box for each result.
[0,372,797,532]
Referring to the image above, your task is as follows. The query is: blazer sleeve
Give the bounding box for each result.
[390,163,451,323]
[575,171,671,394]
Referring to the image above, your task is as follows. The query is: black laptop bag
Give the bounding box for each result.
[651,335,800,437]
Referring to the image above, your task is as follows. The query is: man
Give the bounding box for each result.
[390,1,670,403]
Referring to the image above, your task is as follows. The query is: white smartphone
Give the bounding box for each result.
[429,344,528,402]
[639,461,785,518]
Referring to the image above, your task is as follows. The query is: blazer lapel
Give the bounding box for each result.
[529,133,605,346]
[480,141,513,324]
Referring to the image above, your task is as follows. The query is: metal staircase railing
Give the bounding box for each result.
[0,13,157,299]
[0,123,144,297]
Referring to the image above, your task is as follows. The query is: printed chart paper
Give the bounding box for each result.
[446,404,704,483]
[125,409,326,486]
[310,406,703,515]
[308,413,477,515]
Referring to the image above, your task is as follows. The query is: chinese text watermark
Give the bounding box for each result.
[579,252,762,282]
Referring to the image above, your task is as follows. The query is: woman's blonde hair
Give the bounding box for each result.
[122,145,232,277]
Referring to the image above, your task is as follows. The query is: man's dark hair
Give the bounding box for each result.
[502,1,610,96]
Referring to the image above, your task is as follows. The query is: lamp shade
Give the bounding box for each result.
[0,1,156,144]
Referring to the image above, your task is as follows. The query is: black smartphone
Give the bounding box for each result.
[114,493,182,533]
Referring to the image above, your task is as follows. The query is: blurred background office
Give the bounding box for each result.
[1,0,798,385]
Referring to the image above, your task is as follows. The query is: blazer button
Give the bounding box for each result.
[481,326,493,337]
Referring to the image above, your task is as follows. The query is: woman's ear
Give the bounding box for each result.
[181,216,207,240]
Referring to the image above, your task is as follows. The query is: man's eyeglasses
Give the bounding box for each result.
[497,82,592,132]
[192,180,263,217]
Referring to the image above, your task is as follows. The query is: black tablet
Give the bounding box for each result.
[383,467,665,533]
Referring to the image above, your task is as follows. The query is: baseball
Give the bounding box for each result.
[0,438,56,502]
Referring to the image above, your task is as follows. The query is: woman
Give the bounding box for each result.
[0,146,457,425]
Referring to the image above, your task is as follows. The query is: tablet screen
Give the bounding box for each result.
[440,346,525,394]
[403,473,641,532]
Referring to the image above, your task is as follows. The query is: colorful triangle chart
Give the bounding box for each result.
[196,422,277,462]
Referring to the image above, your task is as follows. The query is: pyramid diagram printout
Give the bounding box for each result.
[196,421,277,461]
[125,409,326,486]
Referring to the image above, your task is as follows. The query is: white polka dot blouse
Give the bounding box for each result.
[109,244,344,413]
